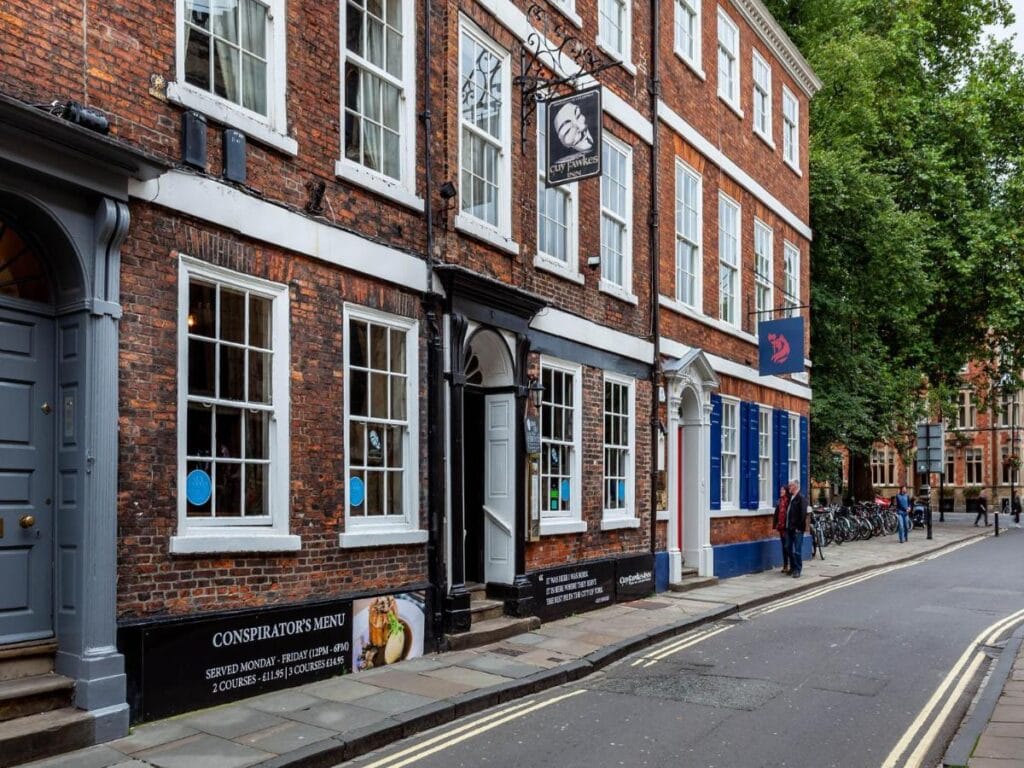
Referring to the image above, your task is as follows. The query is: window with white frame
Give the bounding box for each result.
[674,0,701,68]
[783,86,799,169]
[783,241,799,318]
[717,8,740,109]
[176,258,295,552]
[599,0,630,60]
[759,407,772,506]
[754,220,773,333]
[788,413,800,485]
[965,447,983,485]
[459,23,509,233]
[601,136,633,294]
[175,0,293,152]
[720,399,738,507]
[1000,392,1020,427]
[718,194,740,325]
[603,375,634,519]
[181,0,274,115]
[675,161,701,308]
[537,101,577,270]
[341,0,412,182]
[958,391,976,429]
[344,305,421,541]
[1002,445,1020,485]
[752,51,772,141]
[870,447,894,486]
[540,360,581,521]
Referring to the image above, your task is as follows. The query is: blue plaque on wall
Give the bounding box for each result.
[186,469,212,506]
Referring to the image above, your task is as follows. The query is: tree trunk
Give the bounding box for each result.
[849,451,874,501]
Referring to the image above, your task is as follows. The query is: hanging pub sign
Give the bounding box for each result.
[545,86,602,187]
[758,316,805,376]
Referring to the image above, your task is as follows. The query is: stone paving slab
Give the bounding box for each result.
[19,524,986,768]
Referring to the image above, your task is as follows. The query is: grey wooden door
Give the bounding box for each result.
[0,306,54,643]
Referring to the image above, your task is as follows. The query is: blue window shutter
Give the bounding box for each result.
[775,408,789,492]
[710,394,722,510]
[749,406,761,509]
[800,415,809,496]
[739,402,748,510]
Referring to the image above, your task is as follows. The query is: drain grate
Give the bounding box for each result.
[589,671,781,710]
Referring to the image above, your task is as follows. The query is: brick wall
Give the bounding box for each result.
[116,204,429,619]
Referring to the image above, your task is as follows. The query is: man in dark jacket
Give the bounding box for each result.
[787,481,807,578]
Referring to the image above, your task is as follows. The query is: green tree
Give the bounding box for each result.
[763,0,1024,497]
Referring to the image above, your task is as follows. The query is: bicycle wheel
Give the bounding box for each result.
[815,527,826,559]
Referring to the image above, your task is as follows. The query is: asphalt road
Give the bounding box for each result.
[347,530,1024,768]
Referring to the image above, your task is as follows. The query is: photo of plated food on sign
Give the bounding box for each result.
[352,592,425,671]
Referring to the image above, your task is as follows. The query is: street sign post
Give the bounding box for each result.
[915,423,944,537]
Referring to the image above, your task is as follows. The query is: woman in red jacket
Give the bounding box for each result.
[773,485,791,574]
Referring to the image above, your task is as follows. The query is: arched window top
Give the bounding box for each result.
[0,220,50,303]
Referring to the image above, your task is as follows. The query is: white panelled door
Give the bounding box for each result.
[483,393,515,585]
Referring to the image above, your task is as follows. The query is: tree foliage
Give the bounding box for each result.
[762,0,1024,484]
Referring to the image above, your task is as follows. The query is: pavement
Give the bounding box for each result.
[20,522,1006,768]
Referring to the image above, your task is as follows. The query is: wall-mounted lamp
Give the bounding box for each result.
[439,180,457,201]
[586,255,601,269]
[528,375,545,409]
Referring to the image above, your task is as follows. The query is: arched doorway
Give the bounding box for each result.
[664,349,719,580]
[0,215,56,643]
[462,328,517,586]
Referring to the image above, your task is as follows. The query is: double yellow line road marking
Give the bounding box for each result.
[882,607,1024,767]
[360,690,586,768]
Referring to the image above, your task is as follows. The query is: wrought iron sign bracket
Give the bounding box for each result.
[513,3,620,154]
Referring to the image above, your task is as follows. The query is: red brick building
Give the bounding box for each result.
[0,0,816,754]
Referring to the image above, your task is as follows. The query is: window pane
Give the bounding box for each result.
[241,0,267,56]
[221,288,245,343]
[187,404,212,456]
[188,339,216,396]
[350,421,366,466]
[387,470,404,516]
[350,370,368,416]
[187,461,213,517]
[366,470,383,515]
[389,328,406,372]
[216,407,243,458]
[245,463,267,516]
[216,463,242,516]
[370,323,388,369]
[220,345,245,400]
[213,39,240,103]
[184,27,212,91]
[249,295,271,348]
[370,372,388,418]
[242,53,267,114]
[248,350,272,404]
[189,280,216,337]
[350,319,368,368]
[390,374,406,420]
[246,410,268,459]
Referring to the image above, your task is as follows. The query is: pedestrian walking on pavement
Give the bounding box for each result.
[773,485,791,573]
[1014,494,1022,528]
[786,480,807,578]
[974,493,990,527]
[895,485,911,542]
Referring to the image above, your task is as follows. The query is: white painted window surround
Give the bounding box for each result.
[341,303,425,548]
[674,0,703,77]
[783,86,800,173]
[752,50,773,145]
[675,160,702,311]
[718,192,741,327]
[171,0,297,156]
[456,18,518,254]
[720,397,739,509]
[598,0,635,72]
[336,0,421,211]
[754,219,773,333]
[600,134,636,303]
[602,373,637,528]
[172,256,299,554]
[536,101,579,282]
[788,412,800,485]
[717,8,742,116]
[540,357,587,535]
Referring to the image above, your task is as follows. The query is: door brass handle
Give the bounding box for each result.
[19,515,35,529]
[41,402,52,415]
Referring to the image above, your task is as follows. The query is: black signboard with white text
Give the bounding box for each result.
[528,559,615,621]
[615,553,655,600]
[135,599,352,721]
[545,87,602,187]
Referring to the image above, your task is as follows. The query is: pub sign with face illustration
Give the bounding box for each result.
[545,87,602,187]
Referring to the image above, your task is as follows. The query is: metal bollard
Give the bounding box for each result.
[995,512,1000,537]
[926,506,933,540]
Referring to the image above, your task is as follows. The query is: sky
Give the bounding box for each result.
[992,0,1024,55]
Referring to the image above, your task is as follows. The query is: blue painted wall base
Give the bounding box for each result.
[654,551,669,593]
[712,535,811,579]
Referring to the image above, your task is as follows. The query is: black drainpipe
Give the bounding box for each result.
[420,0,447,652]
[649,0,662,556]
